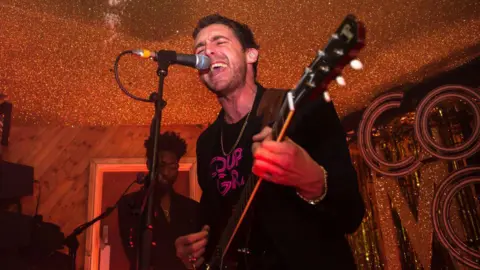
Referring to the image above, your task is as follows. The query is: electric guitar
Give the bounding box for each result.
[203,14,366,270]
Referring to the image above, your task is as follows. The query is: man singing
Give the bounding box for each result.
[175,14,365,270]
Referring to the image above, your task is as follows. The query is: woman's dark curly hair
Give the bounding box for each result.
[144,131,187,168]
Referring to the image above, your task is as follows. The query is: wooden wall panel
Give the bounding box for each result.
[1,124,206,269]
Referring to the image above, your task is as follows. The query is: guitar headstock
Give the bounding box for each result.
[293,14,366,104]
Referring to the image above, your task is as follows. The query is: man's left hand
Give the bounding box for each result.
[251,127,326,199]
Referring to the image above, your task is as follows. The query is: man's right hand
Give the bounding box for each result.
[175,225,210,269]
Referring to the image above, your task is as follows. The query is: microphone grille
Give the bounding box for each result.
[196,55,211,70]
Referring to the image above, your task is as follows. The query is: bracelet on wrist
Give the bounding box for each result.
[296,165,328,205]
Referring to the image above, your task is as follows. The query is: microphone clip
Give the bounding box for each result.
[148,93,167,108]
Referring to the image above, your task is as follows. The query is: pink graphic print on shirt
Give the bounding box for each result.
[210,148,245,196]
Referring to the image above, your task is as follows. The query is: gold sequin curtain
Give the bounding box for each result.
[348,142,385,269]
[346,98,480,269]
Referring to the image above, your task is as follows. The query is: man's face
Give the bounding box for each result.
[157,151,179,186]
[194,24,251,96]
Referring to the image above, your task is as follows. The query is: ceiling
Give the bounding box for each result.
[1,0,479,126]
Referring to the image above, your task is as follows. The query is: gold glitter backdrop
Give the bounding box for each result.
[0,0,479,126]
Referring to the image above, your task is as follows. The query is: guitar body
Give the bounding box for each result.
[203,251,247,270]
[204,208,261,270]
[201,14,366,270]
[201,242,257,270]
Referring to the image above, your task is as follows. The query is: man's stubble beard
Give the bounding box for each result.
[204,62,247,97]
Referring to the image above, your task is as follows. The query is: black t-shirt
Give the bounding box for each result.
[209,111,254,213]
[118,190,200,270]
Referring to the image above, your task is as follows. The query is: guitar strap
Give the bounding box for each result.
[256,88,288,128]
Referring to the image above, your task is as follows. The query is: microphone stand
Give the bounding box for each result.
[137,50,177,270]
[63,206,116,270]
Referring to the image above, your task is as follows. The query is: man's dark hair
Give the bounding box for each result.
[144,131,187,168]
[192,13,260,78]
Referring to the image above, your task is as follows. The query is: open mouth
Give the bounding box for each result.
[210,62,228,75]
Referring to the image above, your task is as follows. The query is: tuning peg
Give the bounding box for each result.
[336,76,346,86]
[306,81,316,88]
[350,59,363,70]
[323,91,332,103]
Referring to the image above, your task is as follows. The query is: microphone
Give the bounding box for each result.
[132,49,210,70]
